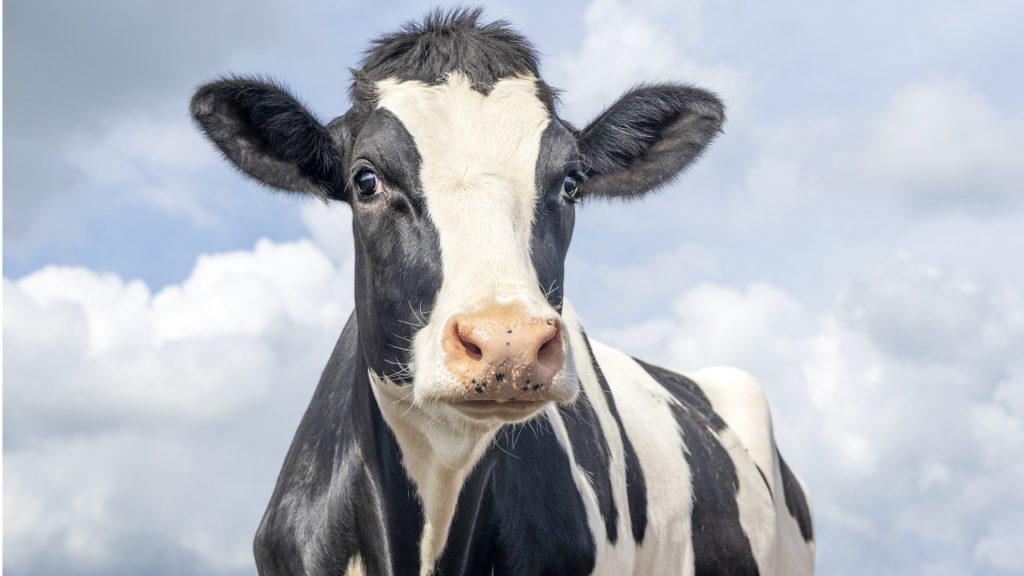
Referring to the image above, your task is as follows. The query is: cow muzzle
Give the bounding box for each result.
[441,303,566,406]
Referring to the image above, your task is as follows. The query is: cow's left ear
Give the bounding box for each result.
[576,83,724,199]
[190,76,345,200]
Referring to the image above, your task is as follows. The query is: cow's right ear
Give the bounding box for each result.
[191,77,345,200]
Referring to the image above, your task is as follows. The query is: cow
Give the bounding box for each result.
[190,8,814,576]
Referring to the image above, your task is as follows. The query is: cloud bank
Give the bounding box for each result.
[6,215,1023,575]
[4,207,353,575]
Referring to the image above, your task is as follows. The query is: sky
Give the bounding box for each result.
[4,0,1024,574]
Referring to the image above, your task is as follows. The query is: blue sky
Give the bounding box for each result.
[4,1,1024,574]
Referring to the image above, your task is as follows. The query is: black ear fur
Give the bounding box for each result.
[190,77,345,199]
[577,83,724,199]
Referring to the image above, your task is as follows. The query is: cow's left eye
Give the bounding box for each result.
[562,173,581,202]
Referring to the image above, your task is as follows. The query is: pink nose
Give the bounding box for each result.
[442,304,565,402]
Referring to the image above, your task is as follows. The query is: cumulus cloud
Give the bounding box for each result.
[863,79,1024,211]
[551,0,749,122]
[62,117,219,225]
[593,253,1024,575]
[3,236,353,575]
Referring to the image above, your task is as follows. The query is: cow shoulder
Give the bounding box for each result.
[687,366,776,474]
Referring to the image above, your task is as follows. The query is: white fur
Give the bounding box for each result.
[545,405,634,575]
[344,555,366,576]
[376,73,576,408]
[688,367,814,574]
[369,371,496,575]
[583,331,697,575]
[561,303,637,570]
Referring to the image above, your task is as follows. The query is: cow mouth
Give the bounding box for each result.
[448,398,550,422]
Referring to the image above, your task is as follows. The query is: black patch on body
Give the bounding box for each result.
[349,109,442,384]
[637,361,761,576]
[635,359,724,430]
[439,417,598,576]
[779,451,814,542]
[558,394,618,543]
[583,334,650,544]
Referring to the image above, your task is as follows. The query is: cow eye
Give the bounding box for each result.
[355,169,381,198]
[562,173,581,202]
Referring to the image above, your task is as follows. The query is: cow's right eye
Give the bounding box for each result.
[355,170,381,198]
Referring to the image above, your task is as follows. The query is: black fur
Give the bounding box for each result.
[558,394,619,543]
[190,78,344,198]
[585,337,650,544]
[780,451,814,542]
[254,316,424,576]
[347,109,442,384]
[577,83,725,199]
[447,418,598,576]
[531,121,579,311]
[353,8,544,98]
[638,362,761,576]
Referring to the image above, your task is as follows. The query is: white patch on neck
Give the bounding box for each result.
[375,72,560,403]
[369,371,497,575]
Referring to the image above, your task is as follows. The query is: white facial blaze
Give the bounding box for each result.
[376,73,562,403]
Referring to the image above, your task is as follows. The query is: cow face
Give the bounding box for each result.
[348,73,578,418]
[190,21,723,427]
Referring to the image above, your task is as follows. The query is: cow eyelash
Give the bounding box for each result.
[562,170,584,203]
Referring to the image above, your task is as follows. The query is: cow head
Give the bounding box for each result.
[191,9,723,429]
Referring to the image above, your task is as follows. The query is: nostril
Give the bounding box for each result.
[461,337,483,361]
[536,324,563,368]
[455,322,484,362]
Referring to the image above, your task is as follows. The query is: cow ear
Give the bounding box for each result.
[190,77,345,200]
[576,83,724,200]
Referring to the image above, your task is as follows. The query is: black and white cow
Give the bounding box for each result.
[191,9,814,576]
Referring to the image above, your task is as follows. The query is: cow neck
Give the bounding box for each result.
[367,367,499,574]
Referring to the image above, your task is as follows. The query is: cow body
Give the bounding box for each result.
[191,8,814,575]
[254,304,814,575]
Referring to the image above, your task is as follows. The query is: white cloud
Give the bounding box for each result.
[592,253,1024,575]
[552,0,749,122]
[63,117,219,225]
[863,79,1024,211]
[3,236,353,575]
